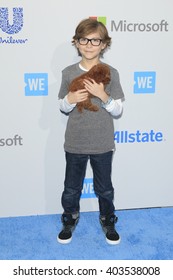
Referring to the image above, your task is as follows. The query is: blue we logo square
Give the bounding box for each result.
[24,73,48,96]
[81,178,96,199]
[134,71,156,94]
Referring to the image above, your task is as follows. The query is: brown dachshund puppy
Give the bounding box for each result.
[69,64,111,113]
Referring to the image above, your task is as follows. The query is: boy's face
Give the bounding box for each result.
[76,32,106,60]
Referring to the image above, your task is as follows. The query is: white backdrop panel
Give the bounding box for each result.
[0,0,173,217]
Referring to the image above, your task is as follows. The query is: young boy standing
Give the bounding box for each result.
[57,18,124,245]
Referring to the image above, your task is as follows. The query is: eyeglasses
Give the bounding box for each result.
[78,38,102,46]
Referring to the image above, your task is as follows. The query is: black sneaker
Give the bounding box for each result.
[100,214,120,245]
[57,213,79,244]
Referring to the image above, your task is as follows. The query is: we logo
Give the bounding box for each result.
[134,72,156,94]
[81,178,96,199]
[0,7,23,34]
[24,73,48,96]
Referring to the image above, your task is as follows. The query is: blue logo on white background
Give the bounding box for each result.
[81,178,96,199]
[114,129,163,144]
[0,7,23,34]
[24,73,48,96]
[134,71,156,94]
[0,7,28,44]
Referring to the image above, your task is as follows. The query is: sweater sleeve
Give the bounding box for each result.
[102,98,123,117]
[106,67,125,100]
[102,66,124,117]
[59,96,76,113]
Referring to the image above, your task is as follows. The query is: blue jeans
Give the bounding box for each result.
[61,151,115,216]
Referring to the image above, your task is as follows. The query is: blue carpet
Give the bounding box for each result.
[0,207,173,260]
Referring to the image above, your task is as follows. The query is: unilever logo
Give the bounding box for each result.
[81,178,96,199]
[24,73,48,96]
[134,72,156,94]
[0,7,23,34]
[0,7,28,44]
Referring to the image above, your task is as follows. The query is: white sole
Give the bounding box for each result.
[57,236,72,244]
[106,237,121,245]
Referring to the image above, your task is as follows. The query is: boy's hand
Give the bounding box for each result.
[83,79,109,103]
[67,89,88,104]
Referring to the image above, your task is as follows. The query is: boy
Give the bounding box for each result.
[57,18,124,245]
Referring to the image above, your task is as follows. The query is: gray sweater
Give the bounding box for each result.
[58,63,124,154]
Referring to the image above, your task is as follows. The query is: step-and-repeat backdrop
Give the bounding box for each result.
[0,0,173,217]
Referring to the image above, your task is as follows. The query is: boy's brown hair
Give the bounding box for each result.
[72,18,111,56]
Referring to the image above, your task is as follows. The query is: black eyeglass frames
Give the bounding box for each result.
[78,38,102,46]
